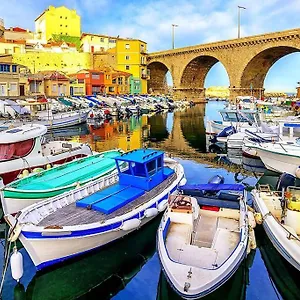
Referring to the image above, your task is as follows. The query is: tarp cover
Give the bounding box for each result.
[181,184,244,191]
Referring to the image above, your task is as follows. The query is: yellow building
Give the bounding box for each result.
[80,33,117,53]
[12,52,92,74]
[115,39,148,94]
[0,38,26,54]
[35,5,81,41]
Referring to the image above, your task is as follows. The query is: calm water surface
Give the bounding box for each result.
[2,101,299,300]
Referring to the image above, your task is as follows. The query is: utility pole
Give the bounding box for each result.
[172,24,178,49]
[238,6,246,38]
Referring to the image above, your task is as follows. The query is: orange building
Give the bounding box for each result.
[70,69,105,95]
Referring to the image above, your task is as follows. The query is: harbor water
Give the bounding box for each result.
[1,101,299,300]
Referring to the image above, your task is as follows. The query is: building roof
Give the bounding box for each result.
[0,37,26,44]
[7,27,28,32]
[36,70,70,80]
[115,149,164,164]
[112,70,132,78]
[81,32,118,40]
[76,69,104,74]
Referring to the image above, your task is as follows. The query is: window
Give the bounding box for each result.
[125,43,130,49]
[85,74,89,78]
[60,16,62,18]
[12,65,17,72]
[78,79,84,84]
[4,49,10,54]
[65,25,68,27]
[79,87,84,93]
[146,160,156,175]
[60,32,63,35]
[112,78,116,84]
[92,86,101,93]
[125,55,130,60]
[52,84,57,93]
[125,65,130,70]
[109,86,114,92]
[109,39,116,43]
[60,24,62,27]
[100,38,104,42]
[65,16,67,19]
[9,83,17,92]
[106,75,110,80]
[157,157,162,170]
[0,64,10,72]
[91,73,100,79]
[118,77,123,85]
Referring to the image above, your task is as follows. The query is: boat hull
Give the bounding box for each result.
[256,147,300,175]
[252,191,300,271]
[8,162,184,270]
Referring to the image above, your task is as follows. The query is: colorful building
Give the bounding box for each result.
[0,61,23,97]
[69,77,85,96]
[41,71,70,97]
[0,38,26,54]
[71,69,105,95]
[111,71,131,94]
[35,5,81,41]
[4,27,33,41]
[80,33,117,53]
[115,38,148,94]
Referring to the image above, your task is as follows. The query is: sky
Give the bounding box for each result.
[1,0,300,92]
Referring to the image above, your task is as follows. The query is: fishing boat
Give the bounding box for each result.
[5,149,185,270]
[250,138,300,176]
[0,124,93,185]
[157,181,250,299]
[1,149,123,215]
[252,173,300,271]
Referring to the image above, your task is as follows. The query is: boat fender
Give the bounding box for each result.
[157,200,168,212]
[46,164,52,170]
[120,219,141,231]
[247,205,255,213]
[179,178,187,186]
[0,177,4,189]
[144,208,158,218]
[10,247,23,282]
[22,169,29,178]
[248,211,256,228]
[249,226,257,250]
[254,212,263,225]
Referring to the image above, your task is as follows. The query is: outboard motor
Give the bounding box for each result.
[276,173,296,191]
[217,125,236,138]
[208,175,225,185]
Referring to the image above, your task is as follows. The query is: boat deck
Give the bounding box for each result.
[166,209,240,269]
[38,173,177,227]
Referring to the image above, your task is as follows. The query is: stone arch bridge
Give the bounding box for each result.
[147,28,300,101]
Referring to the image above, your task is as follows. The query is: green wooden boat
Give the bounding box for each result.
[1,149,123,214]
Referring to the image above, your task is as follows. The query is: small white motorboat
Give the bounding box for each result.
[5,149,185,270]
[0,124,93,184]
[157,181,250,299]
[252,173,300,271]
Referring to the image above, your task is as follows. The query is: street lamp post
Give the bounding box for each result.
[238,6,246,38]
[172,24,178,49]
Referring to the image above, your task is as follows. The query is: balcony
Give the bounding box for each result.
[141,74,150,80]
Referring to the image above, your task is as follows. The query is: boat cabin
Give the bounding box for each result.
[115,149,173,191]
[76,149,175,214]
[219,109,260,126]
[0,124,47,161]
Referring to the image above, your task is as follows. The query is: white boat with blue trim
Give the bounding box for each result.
[252,173,300,271]
[5,149,185,270]
[157,182,250,299]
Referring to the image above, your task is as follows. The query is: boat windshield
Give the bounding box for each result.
[0,139,34,161]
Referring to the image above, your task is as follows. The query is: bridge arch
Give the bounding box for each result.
[179,54,231,99]
[147,61,172,94]
[240,46,300,97]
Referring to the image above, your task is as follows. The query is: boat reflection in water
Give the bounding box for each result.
[45,123,90,140]
[157,251,255,300]
[13,216,161,300]
[256,224,300,300]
